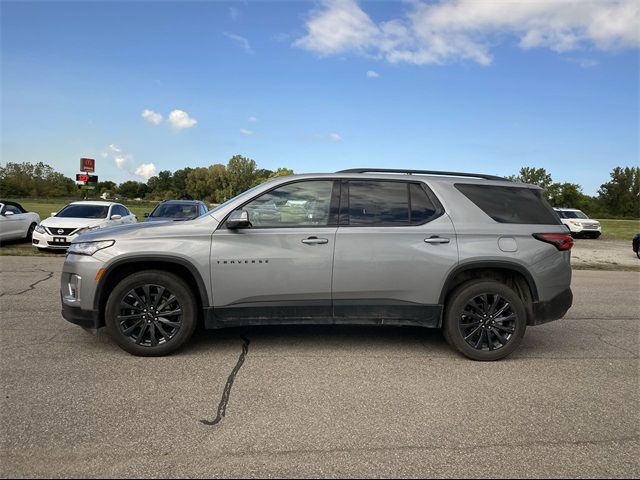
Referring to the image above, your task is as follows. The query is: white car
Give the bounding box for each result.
[0,201,41,243]
[554,208,601,239]
[32,201,136,250]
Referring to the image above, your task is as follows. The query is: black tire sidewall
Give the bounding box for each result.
[26,223,36,241]
[444,280,527,361]
[105,270,197,356]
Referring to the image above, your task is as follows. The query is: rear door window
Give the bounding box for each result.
[346,181,441,226]
[410,183,438,223]
[455,184,561,224]
[348,181,409,226]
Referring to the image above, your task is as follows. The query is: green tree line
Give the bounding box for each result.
[508,166,639,218]
[1,157,638,217]
[98,155,293,202]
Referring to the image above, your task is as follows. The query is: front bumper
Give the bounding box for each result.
[60,253,107,321]
[530,288,573,326]
[566,223,601,234]
[61,302,100,329]
[32,230,77,249]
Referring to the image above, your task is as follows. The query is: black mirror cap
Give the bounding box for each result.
[143,213,150,217]
[226,210,251,229]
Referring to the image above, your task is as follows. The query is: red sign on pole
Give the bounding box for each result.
[80,158,95,173]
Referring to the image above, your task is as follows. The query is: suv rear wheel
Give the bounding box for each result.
[443,280,527,361]
[105,270,197,356]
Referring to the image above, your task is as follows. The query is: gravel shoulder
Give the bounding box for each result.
[571,238,639,271]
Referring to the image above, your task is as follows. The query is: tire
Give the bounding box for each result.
[25,223,36,241]
[105,270,198,356]
[443,280,527,361]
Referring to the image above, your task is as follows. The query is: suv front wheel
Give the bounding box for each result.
[443,280,527,361]
[105,270,198,356]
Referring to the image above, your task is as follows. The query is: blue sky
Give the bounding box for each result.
[1,0,638,194]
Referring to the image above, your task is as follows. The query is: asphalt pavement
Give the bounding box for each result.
[0,256,638,478]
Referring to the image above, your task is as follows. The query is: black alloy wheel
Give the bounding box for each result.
[443,280,527,361]
[105,270,197,356]
[117,284,183,347]
[458,293,516,352]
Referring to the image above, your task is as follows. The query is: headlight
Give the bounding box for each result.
[34,224,46,234]
[68,240,115,256]
[75,225,100,235]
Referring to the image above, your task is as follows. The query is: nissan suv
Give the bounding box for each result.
[60,169,573,361]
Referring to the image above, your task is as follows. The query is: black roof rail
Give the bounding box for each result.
[336,168,509,182]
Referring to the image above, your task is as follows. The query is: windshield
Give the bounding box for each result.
[562,210,589,219]
[151,203,198,219]
[56,204,109,219]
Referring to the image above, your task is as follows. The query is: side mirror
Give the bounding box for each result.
[144,213,150,218]
[110,214,122,220]
[4,211,14,216]
[51,212,57,217]
[227,210,251,229]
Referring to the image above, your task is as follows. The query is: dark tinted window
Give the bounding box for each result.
[56,204,109,219]
[113,205,129,216]
[5,205,22,214]
[348,181,409,225]
[151,202,198,219]
[410,183,437,223]
[455,184,561,224]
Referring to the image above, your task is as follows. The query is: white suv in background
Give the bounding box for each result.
[554,208,601,239]
[32,201,136,250]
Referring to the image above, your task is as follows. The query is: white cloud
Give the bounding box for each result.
[168,109,197,129]
[240,128,256,136]
[106,144,131,169]
[225,32,253,54]
[295,0,640,65]
[248,116,258,123]
[141,109,163,125]
[229,7,240,21]
[329,132,342,142]
[134,163,157,179]
[366,70,379,78]
[104,144,156,179]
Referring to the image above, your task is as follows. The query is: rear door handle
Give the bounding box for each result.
[424,236,450,244]
[302,237,329,245]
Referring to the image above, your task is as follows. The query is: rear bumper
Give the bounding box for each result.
[530,288,573,326]
[61,303,100,329]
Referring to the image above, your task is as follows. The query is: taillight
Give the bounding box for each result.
[533,233,574,251]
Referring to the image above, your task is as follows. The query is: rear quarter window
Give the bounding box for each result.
[455,184,561,225]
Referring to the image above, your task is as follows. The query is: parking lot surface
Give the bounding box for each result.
[0,256,638,478]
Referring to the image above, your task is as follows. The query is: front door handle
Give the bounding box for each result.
[302,237,329,245]
[424,236,450,244]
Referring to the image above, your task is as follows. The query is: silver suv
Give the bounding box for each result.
[60,169,573,361]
